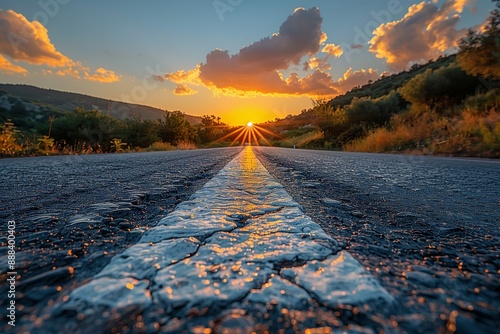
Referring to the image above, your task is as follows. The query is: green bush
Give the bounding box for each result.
[399,63,478,112]
[158,111,197,145]
[51,107,119,151]
[120,117,160,148]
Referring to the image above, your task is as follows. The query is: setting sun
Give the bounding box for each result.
[247,122,253,128]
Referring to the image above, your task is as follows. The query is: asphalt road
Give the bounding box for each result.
[0,148,242,331]
[1,146,499,333]
[254,147,500,333]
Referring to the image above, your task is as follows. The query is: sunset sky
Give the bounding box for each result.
[0,1,494,125]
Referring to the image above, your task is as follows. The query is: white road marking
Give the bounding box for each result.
[44,147,394,332]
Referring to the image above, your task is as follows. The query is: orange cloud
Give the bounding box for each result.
[304,57,332,71]
[56,65,83,79]
[336,67,379,92]
[322,43,344,58]
[173,84,198,96]
[164,8,343,97]
[369,0,475,70]
[304,43,343,71]
[0,9,72,67]
[0,54,27,75]
[54,62,120,83]
[0,9,120,83]
[165,66,202,85]
[84,67,121,83]
[162,8,376,98]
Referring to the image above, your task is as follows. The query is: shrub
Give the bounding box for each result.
[110,138,127,153]
[0,120,22,156]
[51,107,119,151]
[399,63,478,112]
[464,89,500,116]
[345,126,414,153]
[37,135,55,154]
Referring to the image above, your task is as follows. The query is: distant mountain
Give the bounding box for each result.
[0,84,202,129]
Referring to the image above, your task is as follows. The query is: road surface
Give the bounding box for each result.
[1,147,499,333]
[254,147,500,333]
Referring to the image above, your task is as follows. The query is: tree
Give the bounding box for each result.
[121,116,159,148]
[158,111,197,145]
[51,107,119,151]
[345,91,402,126]
[457,0,500,79]
[198,115,229,143]
[399,64,478,112]
[311,99,348,144]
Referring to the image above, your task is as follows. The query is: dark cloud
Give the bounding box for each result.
[234,7,326,71]
[151,74,166,82]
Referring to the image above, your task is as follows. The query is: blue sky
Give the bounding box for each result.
[0,0,494,125]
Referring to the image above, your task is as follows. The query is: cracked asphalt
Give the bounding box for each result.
[1,146,499,333]
[0,148,241,333]
[254,147,500,334]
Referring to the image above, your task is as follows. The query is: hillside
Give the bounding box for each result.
[263,55,457,128]
[0,84,202,130]
[255,55,457,145]
[327,55,457,109]
[258,50,498,157]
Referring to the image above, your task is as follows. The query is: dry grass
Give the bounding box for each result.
[296,130,324,147]
[346,107,500,157]
[273,129,324,148]
[147,141,197,151]
[345,112,443,152]
[146,141,177,151]
[176,141,197,150]
[345,126,411,153]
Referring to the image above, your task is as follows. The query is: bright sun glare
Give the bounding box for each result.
[210,120,285,147]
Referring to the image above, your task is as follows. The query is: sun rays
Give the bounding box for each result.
[209,122,286,147]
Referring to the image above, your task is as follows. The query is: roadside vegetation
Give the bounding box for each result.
[343,1,500,158]
[0,108,237,157]
[265,1,499,158]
